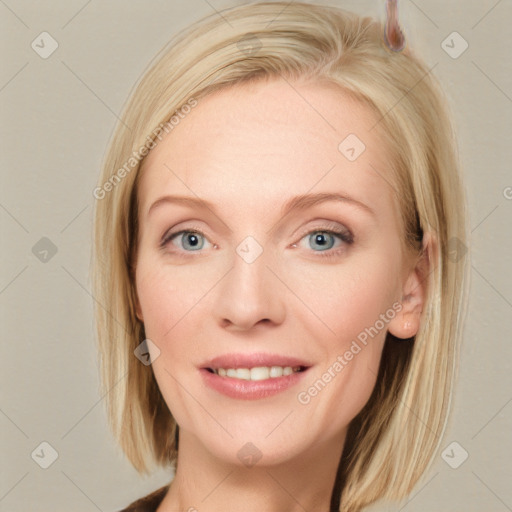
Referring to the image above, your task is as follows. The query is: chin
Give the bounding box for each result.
[203,433,310,469]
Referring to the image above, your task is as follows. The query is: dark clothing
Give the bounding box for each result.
[117,485,169,512]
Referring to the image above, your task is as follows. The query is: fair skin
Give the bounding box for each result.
[134,78,427,512]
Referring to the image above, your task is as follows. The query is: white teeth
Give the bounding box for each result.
[251,367,270,380]
[235,368,251,380]
[213,366,301,380]
[269,366,283,378]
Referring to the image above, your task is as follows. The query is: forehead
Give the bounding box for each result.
[138,78,397,222]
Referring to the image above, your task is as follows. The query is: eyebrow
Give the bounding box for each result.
[146,191,375,220]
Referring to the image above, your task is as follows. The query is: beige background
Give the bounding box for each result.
[1,1,511,510]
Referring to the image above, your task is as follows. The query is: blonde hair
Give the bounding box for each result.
[92,2,469,510]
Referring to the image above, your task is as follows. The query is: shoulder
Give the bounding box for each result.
[116,484,169,512]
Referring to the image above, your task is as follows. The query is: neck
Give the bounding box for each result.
[157,430,346,512]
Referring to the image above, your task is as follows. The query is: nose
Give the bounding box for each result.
[213,246,286,332]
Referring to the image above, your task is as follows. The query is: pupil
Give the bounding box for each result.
[315,234,327,245]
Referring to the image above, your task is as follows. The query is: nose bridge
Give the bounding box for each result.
[215,237,285,329]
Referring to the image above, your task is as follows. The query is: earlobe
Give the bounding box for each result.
[133,285,144,322]
[131,265,144,322]
[388,232,436,340]
[135,297,144,322]
[388,281,424,339]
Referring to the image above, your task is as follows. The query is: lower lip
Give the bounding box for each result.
[200,368,309,400]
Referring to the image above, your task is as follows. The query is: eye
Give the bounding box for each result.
[294,224,354,259]
[159,223,353,260]
[161,229,212,253]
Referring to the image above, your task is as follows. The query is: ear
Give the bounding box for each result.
[132,274,144,322]
[134,295,144,322]
[388,232,436,339]
[130,261,144,322]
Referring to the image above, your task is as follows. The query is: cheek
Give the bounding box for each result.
[135,257,224,381]
[135,262,192,354]
[289,251,401,350]
[289,252,399,418]
[136,266,173,329]
[135,262,206,422]
[136,258,210,335]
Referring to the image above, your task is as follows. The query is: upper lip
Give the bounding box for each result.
[201,352,312,370]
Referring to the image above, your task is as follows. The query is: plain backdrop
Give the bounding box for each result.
[1,1,511,511]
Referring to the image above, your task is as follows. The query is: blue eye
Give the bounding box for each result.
[164,230,207,251]
[297,227,354,259]
[160,225,353,260]
[308,231,336,251]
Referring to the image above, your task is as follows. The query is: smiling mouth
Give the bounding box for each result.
[205,365,308,381]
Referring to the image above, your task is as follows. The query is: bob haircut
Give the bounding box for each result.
[92,2,469,510]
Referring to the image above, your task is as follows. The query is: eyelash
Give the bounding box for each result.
[160,223,354,260]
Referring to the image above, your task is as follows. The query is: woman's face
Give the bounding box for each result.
[134,79,420,467]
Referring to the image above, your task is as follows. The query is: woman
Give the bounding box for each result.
[92,2,469,511]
